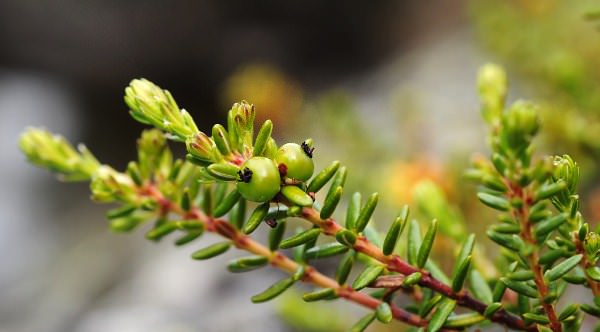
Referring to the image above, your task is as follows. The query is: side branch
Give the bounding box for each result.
[301,207,535,332]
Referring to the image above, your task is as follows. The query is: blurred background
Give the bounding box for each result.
[2,0,600,331]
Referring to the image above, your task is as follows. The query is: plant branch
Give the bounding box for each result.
[301,206,536,332]
[142,184,439,330]
[508,184,561,332]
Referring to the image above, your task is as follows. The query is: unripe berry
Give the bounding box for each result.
[275,142,314,181]
[236,157,281,202]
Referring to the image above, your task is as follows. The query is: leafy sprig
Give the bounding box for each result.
[19,68,600,331]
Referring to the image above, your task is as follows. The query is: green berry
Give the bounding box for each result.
[275,142,314,181]
[236,157,281,202]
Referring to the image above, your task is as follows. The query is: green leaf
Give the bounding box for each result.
[335,250,355,284]
[587,266,600,282]
[486,230,523,251]
[382,205,410,255]
[227,256,269,273]
[335,229,357,247]
[483,302,502,318]
[517,293,530,315]
[443,312,485,328]
[534,213,568,238]
[581,303,600,317]
[326,166,347,201]
[477,192,511,211]
[253,120,273,156]
[352,265,384,290]
[305,243,348,260]
[201,185,213,216]
[269,220,287,251]
[307,160,341,193]
[376,302,393,323]
[508,270,534,281]
[420,294,442,317]
[146,223,177,241]
[302,288,337,302]
[213,189,241,218]
[242,202,269,234]
[228,198,246,229]
[451,255,472,292]
[452,234,475,278]
[206,162,239,181]
[492,279,507,302]
[212,124,232,156]
[490,223,521,234]
[320,186,343,219]
[500,278,538,298]
[109,216,142,232]
[174,230,203,246]
[251,277,296,303]
[281,185,313,207]
[534,181,567,202]
[191,242,231,260]
[417,219,438,268]
[544,254,582,282]
[345,192,362,230]
[106,204,137,219]
[349,313,376,332]
[279,228,321,249]
[355,193,379,232]
[558,304,579,321]
[470,270,493,304]
[403,272,422,286]
[428,298,456,332]
[539,249,566,266]
[407,219,422,266]
[522,313,550,324]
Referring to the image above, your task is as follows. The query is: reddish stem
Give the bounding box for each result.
[301,206,536,331]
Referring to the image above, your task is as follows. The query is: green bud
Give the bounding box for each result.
[125,79,197,139]
[186,132,216,163]
[230,101,256,146]
[584,232,600,263]
[553,155,579,194]
[90,166,137,203]
[19,128,100,181]
[500,100,540,152]
[477,63,507,123]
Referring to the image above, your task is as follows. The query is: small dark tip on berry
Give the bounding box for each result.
[301,141,314,158]
[237,167,253,183]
